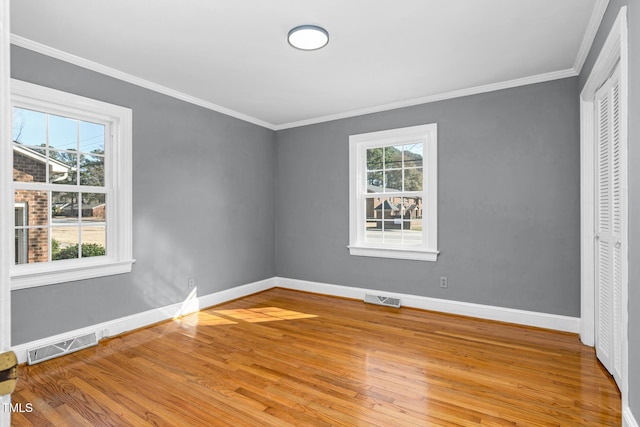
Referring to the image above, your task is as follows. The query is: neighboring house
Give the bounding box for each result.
[13,144,72,264]
[91,203,105,219]
[366,196,422,230]
[53,201,105,219]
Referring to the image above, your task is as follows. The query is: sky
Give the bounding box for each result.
[13,107,105,154]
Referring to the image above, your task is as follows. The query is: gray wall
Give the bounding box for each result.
[580,0,640,419]
[275,78,581,316]
[11,46,276,345]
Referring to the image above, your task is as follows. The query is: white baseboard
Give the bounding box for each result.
[624,406,639,427]
[11,277,275,364]
[274,277,581,333]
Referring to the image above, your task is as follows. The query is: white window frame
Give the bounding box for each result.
[10,79,133,290]
[348,123,438,261]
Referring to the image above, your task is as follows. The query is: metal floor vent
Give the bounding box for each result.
[27,332,98,365]
[364,294,401,308]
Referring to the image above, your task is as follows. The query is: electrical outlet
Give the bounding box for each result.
[188,278,195,290]
[440,277,448,288]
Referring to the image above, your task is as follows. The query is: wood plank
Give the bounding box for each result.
[11,288,621,425]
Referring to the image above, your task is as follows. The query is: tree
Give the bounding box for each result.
[79,149,105,188]
[366,146,423,191]
[12,111,25,143]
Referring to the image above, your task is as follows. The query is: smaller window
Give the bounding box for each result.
[348,123,438,261]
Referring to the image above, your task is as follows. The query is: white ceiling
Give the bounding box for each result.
[10,0,604,130]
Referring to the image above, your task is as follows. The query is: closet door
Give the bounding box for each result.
[594,63,623,386]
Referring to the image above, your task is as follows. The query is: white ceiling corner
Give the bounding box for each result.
[572,0,611,74]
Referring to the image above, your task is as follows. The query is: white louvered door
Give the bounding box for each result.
[594,63,624,386]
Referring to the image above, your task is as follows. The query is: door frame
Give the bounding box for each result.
[0,0,12,424]
[580,4,628,407]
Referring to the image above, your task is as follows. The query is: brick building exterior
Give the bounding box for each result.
[13,146,71,264]
[14,149,50,263]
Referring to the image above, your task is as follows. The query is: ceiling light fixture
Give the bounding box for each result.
[288,25,329,51]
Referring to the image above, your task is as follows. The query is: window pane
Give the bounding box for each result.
[365,198,377,221]
[367,171,383,192]
[13,108,46,147]
[15,190,49,227]
[81,226,106,257]
[402,196,423,219]
[404,220,423,245]
[402,196,423,245]
[14,227,27,264]
[385,170,402,192]
[49,151,77,184]
[52,227,80,260]
[79,121,105,153]
[366,147,383,170]
[15,227,49,264]
[365,225,383,243]
[365,197,383,243]
[13,146,47,183]
[52,192,79,223]
[385,146,403,169]
[403,142,423,167]
[49,114,78,151]
[14,204,26,227]
[389,196,404,218]
[383,222,402,244]
[374,197,396,221]
[404,168,423,191]
[80,154,105,187]
[81,193,106,222]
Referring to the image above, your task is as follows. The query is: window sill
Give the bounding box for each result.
[348,246,438,262]
[10,258,135,290]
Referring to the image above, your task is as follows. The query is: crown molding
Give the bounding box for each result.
[10,34,276,130]
[573,0,611,74]
[12,34,580,132]
[273,68,578,130]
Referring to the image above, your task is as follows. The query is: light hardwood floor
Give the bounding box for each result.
[11,288,620,426]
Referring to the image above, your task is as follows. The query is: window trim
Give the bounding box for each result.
[348,123,438,261]
[10,79,134,290]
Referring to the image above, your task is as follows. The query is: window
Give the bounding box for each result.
[10,80,133,289]
[348,123,438,261]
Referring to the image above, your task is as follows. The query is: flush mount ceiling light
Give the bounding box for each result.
[288,25,329,51]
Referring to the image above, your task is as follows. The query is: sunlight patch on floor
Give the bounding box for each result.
[213,307,318,323]
[180,311,238,326]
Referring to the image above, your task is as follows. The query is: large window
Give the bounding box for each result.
[11,80,133,289]
[349,123,438,261]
